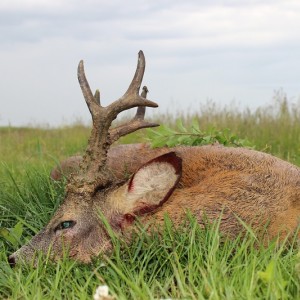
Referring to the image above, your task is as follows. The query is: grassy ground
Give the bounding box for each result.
[1,96,300,299]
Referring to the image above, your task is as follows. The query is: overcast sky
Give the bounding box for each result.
[0,0,300,126]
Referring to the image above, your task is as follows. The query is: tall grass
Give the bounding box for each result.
[180,91,300,163]
[0,95,300,299]
[0,125,90,176]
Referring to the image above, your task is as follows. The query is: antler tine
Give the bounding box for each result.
[109,85,159,143]
[124,50,146,97]
[106,51,158,120]
[135,86,148,120]
[78,61,101,118]
[94,89,100,105]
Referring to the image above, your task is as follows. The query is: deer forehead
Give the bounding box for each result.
[49,201,90,223]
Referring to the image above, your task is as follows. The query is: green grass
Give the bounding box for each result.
[1,95,300,299]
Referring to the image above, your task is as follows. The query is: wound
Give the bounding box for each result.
[120,214,136,231]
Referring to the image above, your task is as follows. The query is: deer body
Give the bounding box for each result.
[148,145,300,239]
[8,52,300,266]
[53,143,300,238]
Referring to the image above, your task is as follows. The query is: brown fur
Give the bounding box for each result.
[109,144,300,238]
[9,143,300,265]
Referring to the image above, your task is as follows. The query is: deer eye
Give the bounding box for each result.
[55,220,76,231]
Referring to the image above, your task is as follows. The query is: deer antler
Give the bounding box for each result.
[109,86,159,143]
[68,51,158,194]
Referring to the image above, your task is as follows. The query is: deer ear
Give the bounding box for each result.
[124,152,182,216]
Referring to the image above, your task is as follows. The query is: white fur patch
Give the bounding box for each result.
[127,162,178,206]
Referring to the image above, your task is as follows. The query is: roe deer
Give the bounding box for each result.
[8,51,300,266]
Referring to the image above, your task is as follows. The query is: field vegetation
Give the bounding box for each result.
[0,93,300,299]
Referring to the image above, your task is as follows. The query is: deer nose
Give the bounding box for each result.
[8,255,16,268]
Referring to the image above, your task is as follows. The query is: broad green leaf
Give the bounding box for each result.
[176,119,187,133]
[11,221,24,240]
[257,260,275,283]
[191,118,201,133]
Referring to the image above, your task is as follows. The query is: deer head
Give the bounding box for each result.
[9,51,182,266]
